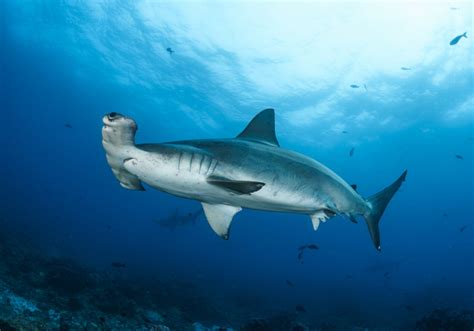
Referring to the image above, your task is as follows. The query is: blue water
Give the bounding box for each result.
[1,1,473,329]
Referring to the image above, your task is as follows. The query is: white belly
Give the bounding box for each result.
[124,150,320,214]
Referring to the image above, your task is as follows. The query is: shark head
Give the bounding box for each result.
[102,112,138,146]
[102,112,145,191]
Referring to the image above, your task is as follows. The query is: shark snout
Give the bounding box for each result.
[107,112,122,121]
[103,112,124,125]
[102,113,137,131]
[102,113,138,147]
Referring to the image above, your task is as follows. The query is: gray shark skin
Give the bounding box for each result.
[102,109,407,250]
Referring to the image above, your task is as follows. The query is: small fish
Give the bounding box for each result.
[364,84,368,91]
[349,147,355,157]
[400,67,411,71]
[403,305,415,311]
[286,280,294,287]
[455,154,464,160]
[297,250,304,262]
[460,225,468,232]
[296,304,306,313]
[350,84,360,89]
[166,47,174,54]
[345,274,353,279]
[306,244,319,250]
[111,262,126,268]
[383,271,391,279]
[64,123,72,128]
[342,130,348,134]
[450,7,459,10]
[449,32,467,46]
[442,212,448,217]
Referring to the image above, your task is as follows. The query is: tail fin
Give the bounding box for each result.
[364,170,407,251]
[463,32,468,38]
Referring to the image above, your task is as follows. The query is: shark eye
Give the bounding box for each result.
[108,112,119,121]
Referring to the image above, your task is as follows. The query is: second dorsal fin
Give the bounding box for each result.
[237,108,280,147]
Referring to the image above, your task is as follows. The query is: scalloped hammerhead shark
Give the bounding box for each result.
[102,109,407,250]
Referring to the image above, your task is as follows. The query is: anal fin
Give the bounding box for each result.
[201,203,242,240]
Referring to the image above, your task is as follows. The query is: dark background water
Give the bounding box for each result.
[1,1,473,328]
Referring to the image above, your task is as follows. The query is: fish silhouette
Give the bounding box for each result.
[450,32,467,45]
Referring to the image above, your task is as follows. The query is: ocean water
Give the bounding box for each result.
[1,1,473,330]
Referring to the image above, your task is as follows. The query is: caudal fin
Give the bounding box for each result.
[463,32,468,38]
[364,170,407,251]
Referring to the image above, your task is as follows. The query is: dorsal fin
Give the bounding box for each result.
[237,108,280,147]
[351,184,357,191]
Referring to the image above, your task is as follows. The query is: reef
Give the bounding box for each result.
[0,233,472,330]
[414,308,474,331]
[0,234,233,330]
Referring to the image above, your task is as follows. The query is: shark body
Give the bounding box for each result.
[102,109,406,250]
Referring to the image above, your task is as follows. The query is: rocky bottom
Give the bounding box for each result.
[0,234,472,331]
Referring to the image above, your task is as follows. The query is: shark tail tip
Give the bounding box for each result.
[364,170,407,250]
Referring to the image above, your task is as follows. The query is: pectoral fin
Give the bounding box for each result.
[201,203,242,240]
[207,176,265,195]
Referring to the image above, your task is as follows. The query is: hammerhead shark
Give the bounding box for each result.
[102,109,407,250]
